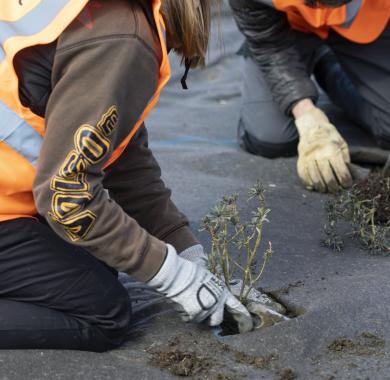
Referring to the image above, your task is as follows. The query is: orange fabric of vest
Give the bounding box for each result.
[273,0,390,44]
[0,0,170,222]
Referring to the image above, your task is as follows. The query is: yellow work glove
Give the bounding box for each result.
[295,108,353,193]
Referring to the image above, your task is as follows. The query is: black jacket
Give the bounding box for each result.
[229,0,319,115]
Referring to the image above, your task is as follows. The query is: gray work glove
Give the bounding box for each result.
[180,245,286,318]
[228,278,286,315]
[179,244,208,267]
[229,279,289,329]
[148,244,253,333]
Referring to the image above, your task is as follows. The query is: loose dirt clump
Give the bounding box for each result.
[148,333,291,379]
[328,332,385,357]
[147,334,237,379]
[148,349,210,377]
[355,175,390,225]
[328,337,355,353]
[212,375,233,380]
[234,351,278,369]
[277,368,297,380]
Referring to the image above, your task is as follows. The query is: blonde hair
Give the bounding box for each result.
[161,0,218,68]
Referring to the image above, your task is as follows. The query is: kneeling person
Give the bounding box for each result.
[0,0,251,352]
[230,0,390,193]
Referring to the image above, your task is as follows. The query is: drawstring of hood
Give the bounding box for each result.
[181,58,192,90]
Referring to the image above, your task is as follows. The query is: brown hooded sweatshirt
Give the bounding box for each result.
[14,0,198,282]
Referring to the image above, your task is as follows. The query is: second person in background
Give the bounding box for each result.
[229,0,390,193]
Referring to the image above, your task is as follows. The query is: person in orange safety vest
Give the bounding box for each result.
[229,0,390,193]
[0,0,253,351]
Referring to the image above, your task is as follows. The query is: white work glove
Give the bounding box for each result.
[295,108,353,193]
[148,244,253,333]
[179,244,208,267]
[228,279,285,314]
[180,245,287,325]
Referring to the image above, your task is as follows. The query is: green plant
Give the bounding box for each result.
[322,173,390,254]
[200,182,272,303]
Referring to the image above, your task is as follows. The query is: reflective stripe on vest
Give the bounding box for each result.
[0,100,42,166]
[343,0,363,28]
[0,0,72,60]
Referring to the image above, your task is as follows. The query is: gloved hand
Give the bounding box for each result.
[246,302,288,329]
[148,244,253,333]
[179,244,208,267]
[180,245,286,321]
[295,107,353,193]
[228,278,286,315]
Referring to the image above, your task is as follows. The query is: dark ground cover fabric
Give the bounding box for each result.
[1,3,390,379]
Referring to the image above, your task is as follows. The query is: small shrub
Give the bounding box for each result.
[322,173,390,254]
[201,182,272,303]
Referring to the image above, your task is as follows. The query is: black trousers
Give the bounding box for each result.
[0,218,131,352]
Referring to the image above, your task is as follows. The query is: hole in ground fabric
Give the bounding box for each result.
[268,291,306,319]
[213,293,303,337]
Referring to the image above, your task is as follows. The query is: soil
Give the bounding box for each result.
[147,329,385,379]
[234,351,278,370]
[147,332,284,379]
[277,368,297,380]
[353,174,390,225]
[212,375,233,380]
[148,349,211,377]
[327,332,385,357]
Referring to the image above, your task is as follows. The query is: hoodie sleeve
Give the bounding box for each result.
[103,125,199,254]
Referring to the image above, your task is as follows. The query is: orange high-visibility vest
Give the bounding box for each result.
[271,0,390,43]
[0,0,171,222]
